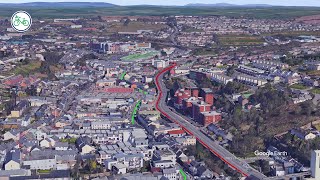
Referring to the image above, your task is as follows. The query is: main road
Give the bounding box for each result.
[155,63,267,180]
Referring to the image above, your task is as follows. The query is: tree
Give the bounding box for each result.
[141,160,151,172]
[249,84,288,113]
[160,50,167,57]
[71,155,81,179]
[88,159,97,172]
[220,81,248,95]
[198,77,214,88]
[260,160,270,175]
[123,18,131,26]
[98,25,105,30]
[40,52,64,80]
[300,100,313,117]
[4,100,15,115]
[226,66,235,76]
[166,17,177,27]
[25,85,37,96]
[292,105,302,115]
[21,58,30,65]
[76,53,98,66]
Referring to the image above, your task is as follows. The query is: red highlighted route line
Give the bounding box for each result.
[155,63,248,178]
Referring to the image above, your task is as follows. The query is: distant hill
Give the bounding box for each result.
[0,2,319,19]
[185,3,274,7]
[0,2,117,7]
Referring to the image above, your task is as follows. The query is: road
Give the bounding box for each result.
[155,63,267,180]
[170,25,179,46]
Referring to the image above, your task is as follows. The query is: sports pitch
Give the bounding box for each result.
[121,51,159,61]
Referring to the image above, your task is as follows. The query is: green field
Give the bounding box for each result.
[1,6,320,19]
[307,70,320,76]
[12,60,42,76]
[108,21,167,33]
[192,48,217,56]
[121,51,159,61]
[262,31,320,37]
[311,88,320,94]
[37,169,52,174]
[219,35,265,46]
[289,83,308,90]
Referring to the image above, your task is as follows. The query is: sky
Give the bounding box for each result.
[3,0,320,6]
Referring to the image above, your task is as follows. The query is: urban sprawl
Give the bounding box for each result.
[1,14,320,180]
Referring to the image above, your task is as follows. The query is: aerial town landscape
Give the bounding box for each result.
[1,1,320,180]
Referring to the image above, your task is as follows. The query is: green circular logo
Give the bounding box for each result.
[11,11,32,32]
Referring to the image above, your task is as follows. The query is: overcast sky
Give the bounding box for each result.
[4,0,320,6]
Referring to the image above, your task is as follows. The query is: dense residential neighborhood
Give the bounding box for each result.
[1,2,320,180]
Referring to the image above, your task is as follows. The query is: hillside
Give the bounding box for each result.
[185,3,273,7]
[0,5,320,19]
[0,2,117,8]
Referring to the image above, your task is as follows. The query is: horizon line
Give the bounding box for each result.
[1,1,320,7]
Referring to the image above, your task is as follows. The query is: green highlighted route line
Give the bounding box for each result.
[179,169,187,180]
[120,71,126,80]
[137,88,148,95]
[131,100,141,124]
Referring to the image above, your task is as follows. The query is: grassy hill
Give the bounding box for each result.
[0,6,320,19]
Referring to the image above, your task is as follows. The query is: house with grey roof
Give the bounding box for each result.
[4,149,21,170]
[105,152,144,172]
[112,163,127,175]
[0,169,31,178]
[39,137,56,148]
[152,148,176,169]
[10,100,30,118]
[75,136,95,154]
[55,142,70,151]
[23,154,57,170]
[21,115,31,127]
[3,130,20,141]
[290,128,316,140]
[162,167,178,180]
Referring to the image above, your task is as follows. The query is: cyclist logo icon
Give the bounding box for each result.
[11,11,32,32]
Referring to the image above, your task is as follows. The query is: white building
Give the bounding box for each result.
[21,116,31,127]
[23,156,57,170]
[39,138,56,148]
[71,25,83,29]
[252,59,289,70]
[163,168,178,180]
[105,153,144,171]
[28,97,49,107]
[152,59,169,69]
[211,73,234,85]
[91,121,111,130]
[112,163,127,174]
[310,150,320,180]
[236,74,268,86]
[238,65,265,75]
[152,148,176,169]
